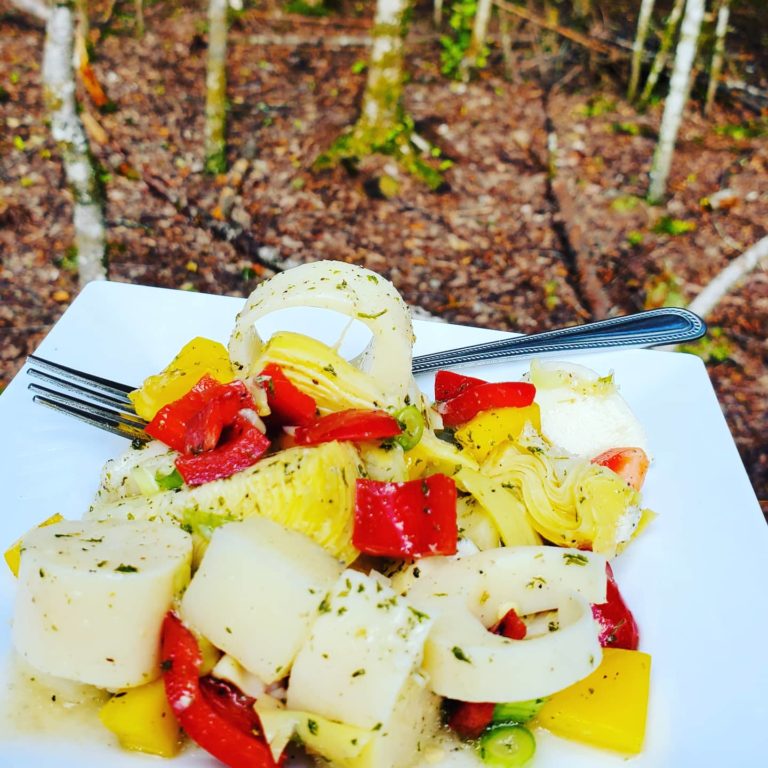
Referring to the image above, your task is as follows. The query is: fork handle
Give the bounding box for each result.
[410,307,706,375]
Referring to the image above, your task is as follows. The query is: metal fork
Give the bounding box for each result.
[26,306,706,440]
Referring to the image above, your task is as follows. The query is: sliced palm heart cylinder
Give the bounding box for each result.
[13,519,192,689]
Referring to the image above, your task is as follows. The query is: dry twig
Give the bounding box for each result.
[688,236,768,320]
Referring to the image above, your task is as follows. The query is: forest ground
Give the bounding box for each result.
[0,1,766,512]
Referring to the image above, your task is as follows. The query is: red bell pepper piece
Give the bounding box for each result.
[146,374,224,453]
[175,414,270,486]
[293,408,402,447]
[199,675,262,737]
[592,447,650,491]
[160,612,280,768]
[591,563,640,650]
[446,609,528,738]
[184,380,257,454]
[434,369,486,401]
[353,474,457,558]
[447,701,496,740]
[494,607,528,641]
[436,381,536,427]
[258,363,317,426]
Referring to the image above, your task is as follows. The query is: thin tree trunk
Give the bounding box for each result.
[640,0,685,105]
[43,3,107,284]
[205,0,229,174]
[315,0,444,189]
[687,236,768,320]
[434,0,443,26]
[648,0,705,203]
[135,0,145,37]
[9,0,50,20]
[460,0,493,80]
[359,0,408,130]
[499,13,516,80]
[704,0,730,115]
[628,0,656,101]
[74,0,89,47]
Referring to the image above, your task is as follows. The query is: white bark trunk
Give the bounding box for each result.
[205,0,229,173]
[628,0,656,101]
[704,0,730,114]
[9,0,50,21]
[134,0,145,37]
[640,0,686,104]
[434,0,443,27]
[648,0,705,203]
[688,236,768,320]
[74,0,89,49]
[460,0,493,79]
[43,4,107,285]
[360,0,408,127]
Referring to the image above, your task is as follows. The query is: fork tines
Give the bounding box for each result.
[27,355,148,442]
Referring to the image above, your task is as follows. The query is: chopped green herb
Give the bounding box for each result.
[357,309,387,319]
[563,553,589,566]
[452,646,472,663]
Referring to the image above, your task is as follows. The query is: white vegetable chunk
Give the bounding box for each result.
[530,360,649,458]
[13,519,192,690]
[181,516,343,683]
[287,569,433,729]
[348,672,441,768]
[394,546,606,702]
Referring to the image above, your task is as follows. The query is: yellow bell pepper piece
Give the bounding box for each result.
[535,647,651,754]
[455,404,541,463]
[99,679,182,757]
[129,337,235,421]
[4,513,64,577]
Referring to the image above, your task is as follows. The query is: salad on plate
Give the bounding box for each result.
[5,261,655,768]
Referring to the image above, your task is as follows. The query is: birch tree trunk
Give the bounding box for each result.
[9,0,50,20]
[134,0,145,37]
[704,0,730,115]
[459,0,493,80]
[205,0,229,174]
[74,0,89,48]
[315,0,444,189]
[640,0,685,105]
[43,3,107,285]
[647,0,705,204]
[434,0,443,26]
[628,0,656,101]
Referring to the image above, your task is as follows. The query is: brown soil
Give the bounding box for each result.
[1,1,766,512]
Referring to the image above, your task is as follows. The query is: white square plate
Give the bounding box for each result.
[1,281,767,767]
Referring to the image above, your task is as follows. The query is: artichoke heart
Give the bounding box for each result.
[482,441,649,557]
[87,440,362,564]
[253,331,393,414]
